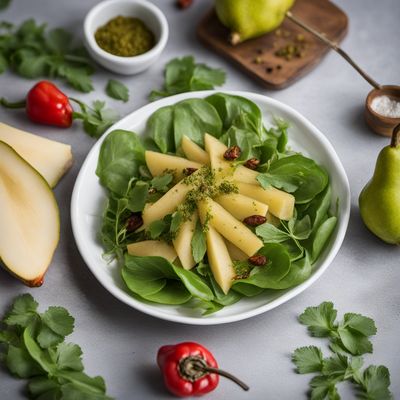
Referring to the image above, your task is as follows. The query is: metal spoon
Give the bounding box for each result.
[286,11,400,137]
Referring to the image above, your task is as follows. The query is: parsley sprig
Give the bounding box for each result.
[0,19,94,92]
[0,294,113,399]
[292,302,392,400]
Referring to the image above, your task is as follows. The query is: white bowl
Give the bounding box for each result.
[71,90,350,325]
[84,0,168,75]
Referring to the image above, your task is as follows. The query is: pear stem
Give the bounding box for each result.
[285,11,381,90]
[390,124,400,148]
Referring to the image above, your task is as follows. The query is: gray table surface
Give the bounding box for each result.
[1,0,399,399]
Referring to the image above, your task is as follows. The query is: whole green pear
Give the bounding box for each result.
[215,0,295,44]
[359,125,400,244]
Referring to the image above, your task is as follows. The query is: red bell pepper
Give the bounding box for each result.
[157,342,249,397]
[0,81,73,128]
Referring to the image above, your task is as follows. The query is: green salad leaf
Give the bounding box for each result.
[96,130,145,195]
[149,56,226,100]
[122,255,213,304]
[257,155,329,203]
[105,79,129,102]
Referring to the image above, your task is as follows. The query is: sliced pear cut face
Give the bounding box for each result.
[181,135,210,164]
[0,141,60,286]
[0,123,73,187]
[145,151,202,181]
[127,240,177,262]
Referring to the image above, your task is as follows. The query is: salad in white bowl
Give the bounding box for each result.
[71,91,350,324]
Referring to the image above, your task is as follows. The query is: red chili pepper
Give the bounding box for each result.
[0,81,73,128]
[157,342,249,397]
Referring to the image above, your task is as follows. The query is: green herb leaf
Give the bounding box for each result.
[55,343,84,372]
[309,375,340,400]
[151,173,173,192]
[150,56,225,100]
[72,99,119,138]
[3,294,38,328]
[147,219,168,239]
[356,365,392,400]
[42,307,74,337]
[299,302,337,337]
[0,0,12,10]
[255,223,290,243]
[292,346,324,374]
[6,345,43,378]
[106,79,129,102]
[191,220,207,263]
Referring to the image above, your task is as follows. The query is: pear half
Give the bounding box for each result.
[0,123,73,187]
[0,141,60,286]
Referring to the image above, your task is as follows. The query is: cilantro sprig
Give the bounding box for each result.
[0,294,113,399]
[292,302,392,400]
[71,99,120,138]
[0,19,94,92]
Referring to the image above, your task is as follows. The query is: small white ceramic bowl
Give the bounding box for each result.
[84,0,169,75]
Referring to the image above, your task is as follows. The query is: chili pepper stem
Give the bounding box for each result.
[200,366,250,391]
[0,98,26,109]
[179,356,249,391]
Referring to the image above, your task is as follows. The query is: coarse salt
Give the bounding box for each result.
[370,95,400,118]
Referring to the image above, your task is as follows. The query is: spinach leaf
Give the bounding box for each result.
[256,223,291,243]
[146,106,175,153]
[122,255,213,304]
[191,220,207,263]
[257,155,329,203]
[105,79,129,102]
[303,185,332,231]
[127,181,149,212]
[205,93,263,136]
[222,126,261,161]
[147,220,168,239]
[305,216,337,263]
[270,253,312,289]
[173,98,222,147]
[96,130,145,196]
[234,243,291,289]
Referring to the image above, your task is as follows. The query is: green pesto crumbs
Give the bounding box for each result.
[95,16,155,57]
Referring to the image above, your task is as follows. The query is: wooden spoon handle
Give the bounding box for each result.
[286,11,381,90]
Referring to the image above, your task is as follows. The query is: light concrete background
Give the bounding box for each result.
[0,0,399,399]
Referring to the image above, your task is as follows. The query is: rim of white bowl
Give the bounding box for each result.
[84,0,169,64]
[71,90,351,326]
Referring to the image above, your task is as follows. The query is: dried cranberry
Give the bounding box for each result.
[243,215,267,226]
[224,145,241,160]
[244,158,260,170]
[248,254,268,266]
[183,167,197,176]
[126,213,143,232]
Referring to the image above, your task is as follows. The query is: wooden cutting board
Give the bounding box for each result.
[197,0,348,89]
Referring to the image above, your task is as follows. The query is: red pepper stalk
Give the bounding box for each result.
[0,81,73,128]
[157,342,249,397]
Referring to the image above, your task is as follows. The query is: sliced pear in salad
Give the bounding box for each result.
[0,141,60,286]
